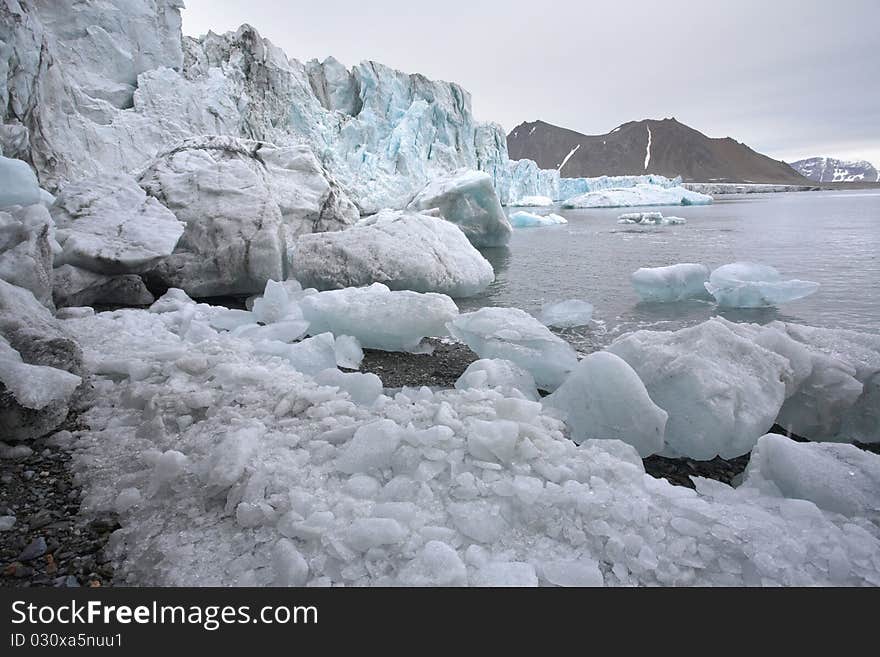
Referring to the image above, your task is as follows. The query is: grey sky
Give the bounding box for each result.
[182,0,880,166]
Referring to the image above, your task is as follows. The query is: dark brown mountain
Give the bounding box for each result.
[507,117,810,184]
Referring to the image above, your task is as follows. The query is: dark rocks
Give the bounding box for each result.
[18,536,46,561]
[359,338,479,388]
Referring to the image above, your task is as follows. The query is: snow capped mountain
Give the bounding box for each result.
[508,118,811,184]
[790,157,880,183]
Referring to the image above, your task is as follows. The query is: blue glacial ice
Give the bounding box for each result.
[631,263,711,302]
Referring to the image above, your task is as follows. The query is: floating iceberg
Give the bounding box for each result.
[743,434,880,518]
[544,351,667,457]
[454,358,540,401]
[290,211,494,298]
[447,307,579,390]
[407,170,512,247]
[562,184,712,209]
[508,211,567,228]
[558,174,684,200]
[705,262,819,308]
[608,318,789,459]
[618,212,686,225]
[631,263,710,302]
[300,283,458,352]
[539,299,594,327]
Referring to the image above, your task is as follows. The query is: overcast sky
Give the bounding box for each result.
[182,0,880,166]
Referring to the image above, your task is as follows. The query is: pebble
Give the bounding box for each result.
[18,536,47,562]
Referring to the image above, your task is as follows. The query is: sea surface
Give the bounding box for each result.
[460,188,880,352]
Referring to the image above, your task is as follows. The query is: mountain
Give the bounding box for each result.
[790,157,880,183]
[507,118,810,184]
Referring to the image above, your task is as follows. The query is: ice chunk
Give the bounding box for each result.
[0,204,55,307]
[272,539,309,586]
[508,210,567,228]
[399,541,467,586]
[618,212,686,225]
[258,333,337,376]
[301,284,458,352]
[472,562,538,587]
[608,319,789,459]
[51,174,185,275]
[291,211,494,298]
[334,335,363,370]
[544,351,667,457]
[562,184,712,209]
[344,518,408,551]
[407,169,512,247]
[315,369,382,406]
[539,559,604,587]
[631,263,711,302]
[52,265,154,308]
[447,307,578,390]
[539,299,594,327]
[705,262,819,308]
[0,337,81,410]
[0,156,41,209]
[336,420,402,474]
[455,358,540,401]
[743,434,880,518]
[251,279,301,325]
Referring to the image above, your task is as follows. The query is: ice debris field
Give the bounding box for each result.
[0,0,878,588]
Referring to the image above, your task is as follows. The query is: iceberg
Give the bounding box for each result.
[300,283,458,352]
[508,211,567,228]
[618,212,686,225]
[447,307,579,390]
[544,351,667,456]
[608,318,790,459]
[705,262,819,308]
[562,184,712,209]
[52,174,185,275]
[538,299,594,327]
[559,174,684,199]
[407,170,512,247]
[139,136,357,297]
[290,211,494,298]
[742,434,880,519]
[631,263,711,302]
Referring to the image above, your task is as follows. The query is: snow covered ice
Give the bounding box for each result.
[448,307,579,391]
[539,300,594,327]
[544,352,667,457]
[290,211,494,298]
[705,262,819,308]
[631,263,711,302]
[508,211,568,228]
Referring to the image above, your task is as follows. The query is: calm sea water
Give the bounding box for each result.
[460,189,880,352]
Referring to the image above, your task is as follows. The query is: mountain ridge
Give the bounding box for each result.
[790,157,880,183]
[507,117,810,184]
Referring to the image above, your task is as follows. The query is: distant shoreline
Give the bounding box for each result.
[684,180,880,194]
